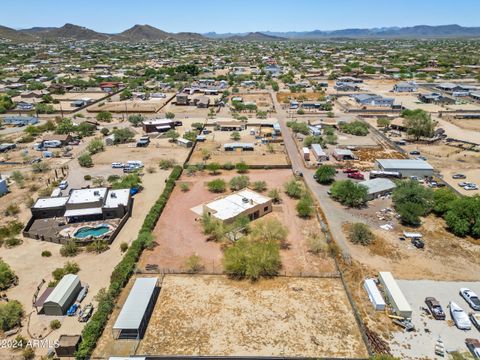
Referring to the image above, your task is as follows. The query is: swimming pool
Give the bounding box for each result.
[74,225,110,239]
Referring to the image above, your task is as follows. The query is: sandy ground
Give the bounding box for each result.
[189,128,289,166]
[230,93,274,111]
[140,169,336,276]
[450,118,480,131]
[0,169,170,358]
[87,96,172,113]
[133,274,368,358]
[392,280,480,359]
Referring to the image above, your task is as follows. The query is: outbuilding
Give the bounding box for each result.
[311,143,328,162]
[333,148,355,161]
[113,277,158,339]
[359,178,397,200]
[378,271,412,318]
[376,159,434,178]
[42,274,81,316]
[364,278,386,311]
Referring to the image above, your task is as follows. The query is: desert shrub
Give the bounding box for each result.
[223,238,281,281]
[330,180,368,208]
[207,179,226,193]
[222,162,234,170]
[307,234,329,254]
[86,138,105,155]
[159,159,176,170]
[60,240,80,257]
[0,300,24,331]
[206,162,221,175]
[229,175,250,191]
[339,120,369,136]
[84,175,92,181]
[235,161,249,174]
[4,238,22,248]
[201,213,228,242]
[50,319,61,330]
[296,194,314,218]
[252,181,267,192]
[284,179,303,199]
[32,162,50,173]
[250,218,288,247]
[0,259,17,290]
[5,203,20,216]
[41,250,52,257]
[78,153,93,167]
[185,254,204,273]
[314,165,336,184]
[267,188,281,203]
[86,240,109,254]
[0,221,23,241]
[348,223,374,246]
[120,242,128,252]
[107,175,120,183]
[180,183,190,192]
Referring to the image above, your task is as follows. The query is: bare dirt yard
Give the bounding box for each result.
[230,93,274,111]
[139,169,336,276]
[87,96,173,113]
[188,128,289,167]
[135,274,368,358]
[276,91,326,104]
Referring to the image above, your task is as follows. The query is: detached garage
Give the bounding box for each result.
[42,274,81,316]
[113,278,159,339]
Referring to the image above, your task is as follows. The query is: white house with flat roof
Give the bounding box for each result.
[203,189,272,223]
[376,159,434,178]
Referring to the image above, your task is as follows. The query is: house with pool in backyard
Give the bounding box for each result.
[23,187,133,244]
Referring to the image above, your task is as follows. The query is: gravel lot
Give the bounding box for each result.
[390,280,480,359]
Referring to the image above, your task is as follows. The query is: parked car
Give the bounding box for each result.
[415,156,428,161]
[469,313,480,330]
[58,180,68,190]
[78,303,93,322]
[136,136,150,147]
[464,184,478,191]
[67,303,79,316]
[111,162,125,168]
[343,168,358,174]
[452,174,466,179]
[76,285,89,303]
[425,297,446,320]
[411,237,424,249]
[410,150,421,155]
[30,157,42,164]
[450,301,471,330]
[123,166,137,173]
[348,172,365,180]
[459,182,468,187]
[460,288,480,311]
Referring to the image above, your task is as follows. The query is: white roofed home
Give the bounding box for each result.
[202,189,272,223]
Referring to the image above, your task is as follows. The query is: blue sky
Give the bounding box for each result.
[1,0,479,33]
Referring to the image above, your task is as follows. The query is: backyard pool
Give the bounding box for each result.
[74,225,111,239]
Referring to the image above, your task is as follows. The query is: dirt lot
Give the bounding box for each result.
[87,96,173,113]
[276,91,326,104]
[140,169,336,276]
[230,93,274,111]
[450,118,480,131]
[134,274,368,358]
[189,128,289,167]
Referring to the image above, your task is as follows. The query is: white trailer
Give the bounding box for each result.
[378,271,412,318]
[364,278,386,311]
[302,147,310,161]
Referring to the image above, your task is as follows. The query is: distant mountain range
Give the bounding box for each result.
[208,24,480,39]
[1,23,480,42]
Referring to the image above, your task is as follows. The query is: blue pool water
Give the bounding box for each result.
[74,225,110,238]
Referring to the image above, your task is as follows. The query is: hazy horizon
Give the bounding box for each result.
[1,0,479,34]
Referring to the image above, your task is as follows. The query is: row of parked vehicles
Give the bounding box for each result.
[425,288,480,330]
[66,285,94,322]
[112,160,144,173]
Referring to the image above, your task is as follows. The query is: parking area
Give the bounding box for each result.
[391,280,480,359]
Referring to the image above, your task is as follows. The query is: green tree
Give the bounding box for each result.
[0,259,17,290]
[229,175,250,191]
[303,135,324,147]
[165,129,180,142]
[96,111,112,122]
[127,114,144,127]
[444,196,480,237]
[206,162,221,175]
[223,238,281,281]
[235,161,249,174]
[56,118,75,134]
[250,218,288,244]
[120,89,132,100]
[314,165,336,184]
[0,300,23,331]
[330,180,368,208]
[392,180,434,226]
[207,179,226,193]
[377,117,391,129]
[402,109,436,140]
[78,153,93,167]
[230,131,241,141]
[87,138,105,155]
[297,194,314,218]
[76,122,96,137]
[433,188,458,215]
[268,188,281,203]
[284,180,303,199]
[339,121,369,136]
[112,128,135,144]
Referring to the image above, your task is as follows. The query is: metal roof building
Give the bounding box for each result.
[113,278,159,339]
[42,274,81,316]
[378,272,412,318]
[360,178,397,200]
[376,159,434,178]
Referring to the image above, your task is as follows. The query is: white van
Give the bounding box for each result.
[127,160,144,168]
[43,140,62,148]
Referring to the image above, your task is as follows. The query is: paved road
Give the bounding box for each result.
[271,91,366,258]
